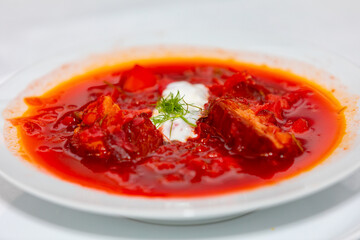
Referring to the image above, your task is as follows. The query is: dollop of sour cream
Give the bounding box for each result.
[152,81,209,142]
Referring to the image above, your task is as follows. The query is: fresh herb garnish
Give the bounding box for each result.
[291,133,304,152]
[151,91,200,131]
[73,111,82,120]
[99,114,108,126]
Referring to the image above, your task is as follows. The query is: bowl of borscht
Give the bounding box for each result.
[1,37,359,224]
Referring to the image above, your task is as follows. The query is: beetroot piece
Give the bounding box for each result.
[223,72,269,102]
[291,118,310,133]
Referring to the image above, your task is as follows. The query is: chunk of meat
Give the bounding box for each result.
[202,97,298,156]
[106,114,164,159]
[71,124,109,158]
[70,96,121,158]
[70,96,163,160]
[80,95,122,127]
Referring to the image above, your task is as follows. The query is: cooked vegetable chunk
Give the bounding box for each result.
[223,72,269,102]
[120,65,157,92]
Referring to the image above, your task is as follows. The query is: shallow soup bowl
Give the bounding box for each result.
[0,38,359,224]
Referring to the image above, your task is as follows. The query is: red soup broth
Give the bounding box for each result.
[11,58,345,197]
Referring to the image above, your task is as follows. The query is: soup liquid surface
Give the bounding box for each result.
[13,59,345,197]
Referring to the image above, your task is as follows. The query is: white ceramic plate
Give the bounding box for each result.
[0,33,359,224]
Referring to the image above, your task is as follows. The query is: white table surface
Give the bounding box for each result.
[1,0,360,239]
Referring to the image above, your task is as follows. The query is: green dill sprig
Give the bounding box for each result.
[151,91,201,130]
[291,133,304,152]
[99,114,108,126]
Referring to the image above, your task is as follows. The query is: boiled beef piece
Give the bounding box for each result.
[70,96,163,161]
[202,97,300,157]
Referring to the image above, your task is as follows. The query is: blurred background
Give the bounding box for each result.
[1,0,360,76]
